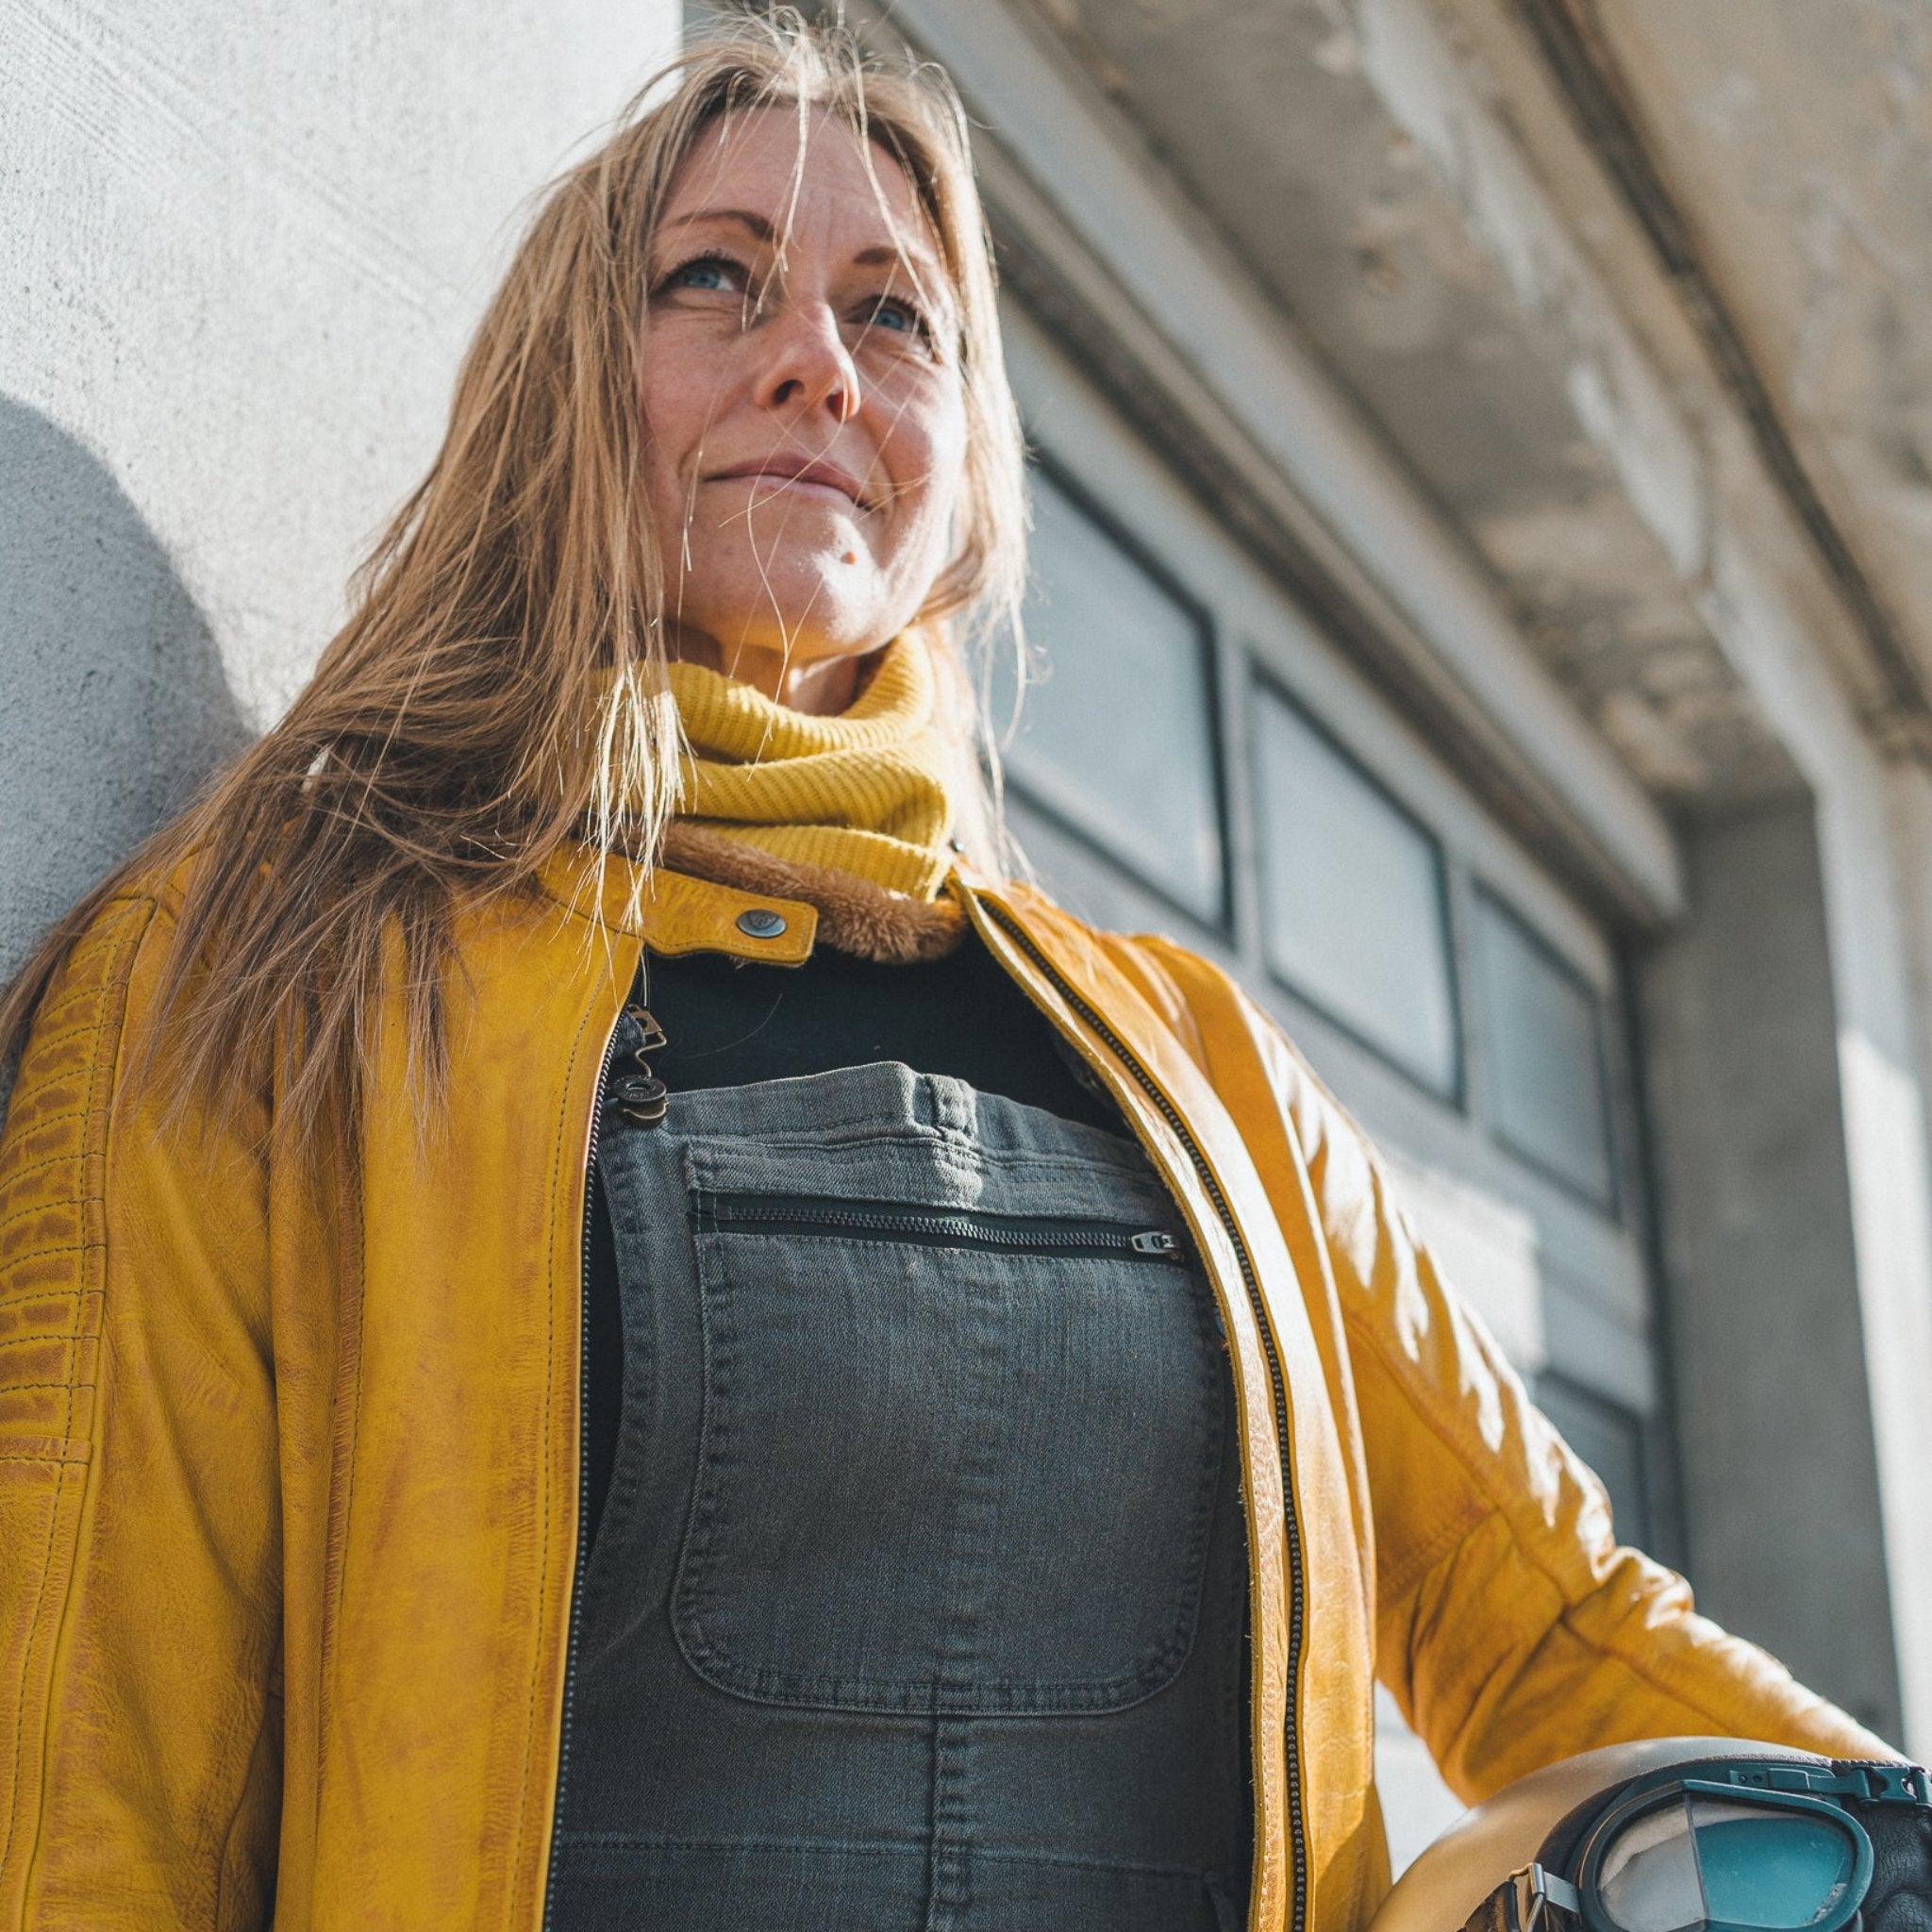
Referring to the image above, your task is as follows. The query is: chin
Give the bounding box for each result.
[711,615,896,667]
[686,560,897,659]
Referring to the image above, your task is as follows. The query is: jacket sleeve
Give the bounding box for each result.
[1125,933,1892,1805]
[0,890,281,1928]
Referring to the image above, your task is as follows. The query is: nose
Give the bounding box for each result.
[759,299,861,425]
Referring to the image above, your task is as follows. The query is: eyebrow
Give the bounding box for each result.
[664,207,775,241]
[664,208,949,286]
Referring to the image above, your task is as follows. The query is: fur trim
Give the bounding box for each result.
[659,821,967,965]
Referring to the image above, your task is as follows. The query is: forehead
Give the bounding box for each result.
[663,104,944,271]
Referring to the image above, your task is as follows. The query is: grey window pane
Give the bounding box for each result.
[1477,891,1616,1207]
[1534,1373,1649,1547]
[1001,470,1224,923]
[1254,690,1458,1096]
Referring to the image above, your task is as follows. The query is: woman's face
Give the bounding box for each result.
[641,106,968,711]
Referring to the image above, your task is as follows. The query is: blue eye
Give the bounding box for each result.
[862,296,933,345]
[662,254,744,294]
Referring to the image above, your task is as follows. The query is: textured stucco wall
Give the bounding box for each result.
[0,0,679,1001]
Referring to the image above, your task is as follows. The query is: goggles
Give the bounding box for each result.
[1462,1759,1932,1932]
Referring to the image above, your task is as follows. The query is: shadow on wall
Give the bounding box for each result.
[0,398,251,1109]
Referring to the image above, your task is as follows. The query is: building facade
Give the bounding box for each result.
[8,0,1932,1877]
[878,0,1932,1864]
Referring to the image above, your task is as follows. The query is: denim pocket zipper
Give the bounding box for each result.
[691,1189,1187,1260]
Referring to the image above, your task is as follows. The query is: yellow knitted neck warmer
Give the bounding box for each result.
[664,631,957,905]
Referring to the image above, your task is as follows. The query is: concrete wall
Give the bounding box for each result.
[0,0,679,1009]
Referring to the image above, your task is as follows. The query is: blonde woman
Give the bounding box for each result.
[0,16,1890,1932]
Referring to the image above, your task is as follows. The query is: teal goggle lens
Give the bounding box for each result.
[1588,1791,1868,1932]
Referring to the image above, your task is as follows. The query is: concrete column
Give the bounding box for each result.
[1641,797,1903,1742]
[1682,535,1932,1755]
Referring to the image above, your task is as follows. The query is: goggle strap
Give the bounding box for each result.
[1697,1761,1932,1810]
[1495,1867,1584,1932]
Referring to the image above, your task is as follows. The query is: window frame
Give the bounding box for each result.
[1000,447,1234,937]
[1473,880,1622,1218]
[1250,671,1466,1109]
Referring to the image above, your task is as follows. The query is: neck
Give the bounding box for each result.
[662,627,958,906]
[665,625,865,716]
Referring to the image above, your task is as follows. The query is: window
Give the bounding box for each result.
[1476,889,1616,1208]
[1254,685,1459,1098]
[1000,466,1225,924]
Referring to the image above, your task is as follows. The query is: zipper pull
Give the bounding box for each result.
[1132,1230,1180,1255]
[613,1005,670,1126]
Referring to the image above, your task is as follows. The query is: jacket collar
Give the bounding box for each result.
[536,842,818,965]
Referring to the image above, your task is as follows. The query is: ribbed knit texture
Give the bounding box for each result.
[666,633,956,903]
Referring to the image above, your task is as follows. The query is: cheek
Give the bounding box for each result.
[884,388,970,575]
[638,335,717,510]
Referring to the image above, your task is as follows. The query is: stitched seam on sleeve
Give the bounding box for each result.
[0,1289,102,1320]
[0,1196,90,1240]
[0,1240,106,1273]
[0,1107,87,1131]
[314,1156,364,1810]
[0,1152,86,1194]
[23,990,99,1032]
[7,1024,101,1059]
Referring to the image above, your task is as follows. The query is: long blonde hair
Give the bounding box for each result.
[1,12,1029,1152]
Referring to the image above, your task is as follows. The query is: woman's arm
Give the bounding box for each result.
[0,887,280,1928]
[1119,932,1892,1804]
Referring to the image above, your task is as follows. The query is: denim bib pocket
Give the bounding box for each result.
[670,1122,1227,1716]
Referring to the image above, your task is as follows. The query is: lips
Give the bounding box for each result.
[709,455,870,509]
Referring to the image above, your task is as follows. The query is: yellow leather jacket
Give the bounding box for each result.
[0,850,1887,1931]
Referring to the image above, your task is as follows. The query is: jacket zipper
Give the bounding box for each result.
[541,976,641,1932]
[693,1191,1186,1259]
[967,893,1308,1932]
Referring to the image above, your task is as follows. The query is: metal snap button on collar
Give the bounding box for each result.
[736,907,788,940]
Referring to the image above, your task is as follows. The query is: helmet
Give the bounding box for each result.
[1372,1737,1932,1932]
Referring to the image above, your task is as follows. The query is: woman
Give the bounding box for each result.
[0,16,1890,1932]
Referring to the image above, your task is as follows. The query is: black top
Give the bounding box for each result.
[583,932,1128,1536]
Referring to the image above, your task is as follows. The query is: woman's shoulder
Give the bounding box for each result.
[987,876,1364,1169]
[7,849,192,1098]
[991,877,1257,1041]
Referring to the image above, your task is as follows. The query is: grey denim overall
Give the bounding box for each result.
[547,1022,1252,1929]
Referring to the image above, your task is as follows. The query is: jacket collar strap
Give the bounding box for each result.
[537,844,818,964]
